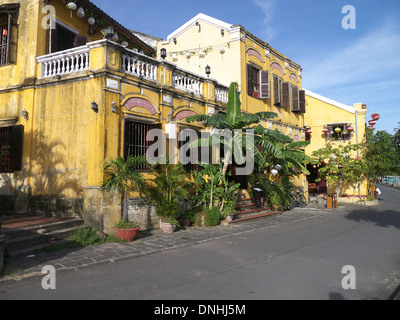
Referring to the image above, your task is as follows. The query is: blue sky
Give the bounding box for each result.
[91,0,400,134]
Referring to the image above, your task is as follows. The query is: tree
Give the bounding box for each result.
[363,129,400,178]
[311,143,365,197]
[100,155,147,221]
[185,82,292,176]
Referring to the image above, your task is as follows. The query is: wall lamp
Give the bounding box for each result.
[160,48,167,60]
[205,65,211,77]
[91,101,98,113]
[22,108,29,120]
[111,101,117,113]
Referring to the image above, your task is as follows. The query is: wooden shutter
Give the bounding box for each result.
[247,64,252,96]
[273,75,281,106]
[259,70,270,99]
[11,125,23,171]
[291,86,300,112]
[299,90,306,113]
[281,82,290,108]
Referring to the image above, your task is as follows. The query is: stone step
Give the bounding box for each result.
[3,218,84,257]
[230,210,280,223]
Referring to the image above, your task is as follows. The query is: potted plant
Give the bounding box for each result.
[268,188,281,211]
[113,220,141,242]
[100,155,147,234]
[145,157,192,233]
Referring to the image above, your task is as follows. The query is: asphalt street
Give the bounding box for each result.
[0,184,399,301]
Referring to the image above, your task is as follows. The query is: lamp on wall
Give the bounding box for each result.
[91,101,98,113]
[205,65,211,77]
[21,109,29,120]
[111,101,117,113]
[160,48,167,60]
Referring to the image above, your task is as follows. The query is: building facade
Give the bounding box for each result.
[159,13,308,189]
[303,89,368,199]
[0,1,231,233]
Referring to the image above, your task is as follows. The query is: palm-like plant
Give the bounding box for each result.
[186,82,291,175]
[100,155,147,222]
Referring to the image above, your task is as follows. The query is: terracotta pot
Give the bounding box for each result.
[181,218,191,228]
[160,221,176,233]
[272,205,280,211]
[113,227,140,242]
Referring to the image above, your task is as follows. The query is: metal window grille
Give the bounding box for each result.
[124,121,151,171]
[0,126,12,171]
[0,24,9,65]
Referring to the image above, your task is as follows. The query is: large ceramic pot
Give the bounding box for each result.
[0,233,7,273]
[113,227,140,242]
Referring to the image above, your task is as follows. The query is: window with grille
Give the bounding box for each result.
[0,125,23,173]
[0,6,19,66]
[179,128,201,173]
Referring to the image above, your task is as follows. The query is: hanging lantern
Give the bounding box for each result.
[347,126,354,132]
[372,114,380,121]
[371,113,379,118]
[334,127,342,133]
[219,47,226,54]
[121,41,128,47]
[172,54,178,61]
[112,33,119,42]
[306,128,312,134]
[271,169,279,176]
[76,7,85,18]
[198,49,205,58]
[88,17,95,26]
[322,128,329,134]
[369,120,376,125]
[67,2,77,10]
[185,52,191,59]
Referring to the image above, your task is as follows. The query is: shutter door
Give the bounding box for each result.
[273,75,281,106]
[299,90,306,113]
[281,82,290,108]
[291,86,300,112]
[247,64,252,96]
[259,70,270,99]
[11,125,24,171]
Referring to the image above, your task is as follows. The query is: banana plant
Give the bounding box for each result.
[186,82,291,176]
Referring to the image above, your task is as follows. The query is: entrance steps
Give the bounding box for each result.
[2,216,84,257]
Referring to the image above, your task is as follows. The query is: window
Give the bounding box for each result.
[49,21,88,53]
[179,127,200,173]
[247,64,270,99]
[325,124,352,141]
[291,85,300,112]
[0,125,23,173]
[0,5,19,66]
[123,120,160,170]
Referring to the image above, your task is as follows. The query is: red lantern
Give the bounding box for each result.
[347,126,354,132]
[322,128,329,133]
[371,113,379,117]
[306,129,313,134]
[372,115,380,121]
[369,120,376,125]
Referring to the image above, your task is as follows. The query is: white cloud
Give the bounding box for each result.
[253,0,275,41]
[302,21,400,91]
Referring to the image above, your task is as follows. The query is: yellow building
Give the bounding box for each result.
[0,1,231,233]
[159,13,308,189]
[303,89,368,200]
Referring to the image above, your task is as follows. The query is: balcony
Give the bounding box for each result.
[36,39,229,104]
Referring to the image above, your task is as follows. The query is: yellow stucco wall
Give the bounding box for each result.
[304,91,368,198]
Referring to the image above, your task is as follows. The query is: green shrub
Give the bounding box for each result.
[204,206,221,227]
[114,220,139,229]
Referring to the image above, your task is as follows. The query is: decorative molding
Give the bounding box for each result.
[270,62,284,76]
[124,97,158,115]
[246,48,263,64]
[290,73,299,83]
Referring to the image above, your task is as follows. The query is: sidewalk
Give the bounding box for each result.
[0,203,360,283]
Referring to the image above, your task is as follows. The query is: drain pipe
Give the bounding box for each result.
[355,109,361,199]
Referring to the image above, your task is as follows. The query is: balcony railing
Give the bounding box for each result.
[121,50,158,82]
[173,69,203,96]
[36,46,90,78]
[215,85,229,103]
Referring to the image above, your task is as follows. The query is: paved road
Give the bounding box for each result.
[0,184,399,301]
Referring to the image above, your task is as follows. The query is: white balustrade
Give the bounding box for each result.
[37,46,90,78]
[173,70,203,95]
[122,52,158,82]
[215,86,229,103]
